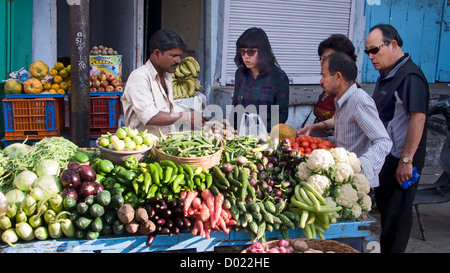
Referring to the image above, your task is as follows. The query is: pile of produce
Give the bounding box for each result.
[43,62,72,94]
[156,131,222,158]
[0,122,373,250]
[245,239,338,253]
[90,45,119,56]
[97,126,155,151]
[89,69,123,93]
[202,119,236,140]
[172,57,201,99]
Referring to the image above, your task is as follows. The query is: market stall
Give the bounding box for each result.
[0,123,378,253]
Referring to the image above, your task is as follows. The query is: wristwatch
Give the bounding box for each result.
[400,155,413,164]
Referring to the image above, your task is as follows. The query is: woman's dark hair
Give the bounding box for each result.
[369,24,403,47]
[325,52,357,82]
[148,29,186,54]
[318,34,357,62]
[234,27,278,73]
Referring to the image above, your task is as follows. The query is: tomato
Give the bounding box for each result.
[305,148,312,155]
[322,140,332,147]
[310,143,318,150]
[296,136,306,143]
[299,147,305,154]
[315,137,323,143]
[318,143,328,150]
[301,141,310,148]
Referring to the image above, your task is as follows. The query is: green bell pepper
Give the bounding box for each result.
[117,170,136,187]
[124,156,139,170]
[124,191,138,208]
[73,151,90,164]
[97,159,114,175]
[111,183,127,196]
[102,177,117,191]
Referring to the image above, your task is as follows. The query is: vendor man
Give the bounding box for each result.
[121,29,206,136]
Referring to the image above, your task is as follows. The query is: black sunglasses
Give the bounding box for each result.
[364,42,389,55]
[240,48,258,57]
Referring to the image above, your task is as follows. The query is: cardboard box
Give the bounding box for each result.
[90,55,123,81]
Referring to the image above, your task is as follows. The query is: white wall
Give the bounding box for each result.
[32,0,57,65]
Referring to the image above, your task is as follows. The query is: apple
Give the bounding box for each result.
[97,73,107,82]
[106,85,115,92]
[115,86,124,92]
[98,87,105,92]
[111,79,120,87]
[101,80,109,88]
[106,74,116,82]
[90,74,98,82]
[90,87,97,92]
[92,80,101,88]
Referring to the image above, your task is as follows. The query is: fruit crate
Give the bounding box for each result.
[69,95,121,137]
[3,97,65,141]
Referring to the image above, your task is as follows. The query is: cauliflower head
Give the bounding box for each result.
[296,161,312,181]
[360,194,372,213]
[332,162,354,183]
[343,203,362,220]
[353,173,370,197]
[348,152,361,173]
[306,174,331,195]
[335,183,358,208]
[324,197,340,218]
[330,147,350,164]
[306,149,335,171]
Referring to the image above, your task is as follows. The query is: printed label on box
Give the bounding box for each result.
[90,55,123,80]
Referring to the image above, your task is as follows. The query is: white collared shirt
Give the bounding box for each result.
[121,60,187,136]
[334,84,393,188]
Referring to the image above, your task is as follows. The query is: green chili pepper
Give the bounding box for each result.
[148,163,161,186]
[144,172,152,194]
[206,173,213,188]
[172,174,184,194]
[163,166,174,184]
[154,162,164,180]
[146,184,158,199]
[132,179,139,195]
[124,156,139,170]
[160,160,178,170]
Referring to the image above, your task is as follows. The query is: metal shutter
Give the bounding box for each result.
[221,0,353,85]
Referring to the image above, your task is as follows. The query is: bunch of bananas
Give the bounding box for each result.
[172,57,201,100]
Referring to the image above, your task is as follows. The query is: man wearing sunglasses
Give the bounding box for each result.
[366,24,430,253]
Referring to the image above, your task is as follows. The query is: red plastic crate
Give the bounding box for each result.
[3,97,64,140]
[69,95,121,137]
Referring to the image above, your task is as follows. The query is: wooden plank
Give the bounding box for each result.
[0,218,378,253]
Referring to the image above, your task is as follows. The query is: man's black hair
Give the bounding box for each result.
[325,52,358,82]
[369,24,403,47]
[149,28,186,54]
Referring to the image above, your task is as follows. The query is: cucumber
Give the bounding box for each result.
[91,217,103,232]
[77,202,89,215]
[97,190,111,206]
[76,216,92,230]
[109,195,124,209]
[90,204,105,218]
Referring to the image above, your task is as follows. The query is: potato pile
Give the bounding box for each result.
[90,45,118,55]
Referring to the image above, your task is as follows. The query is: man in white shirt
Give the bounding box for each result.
[121,29,205,136]
[298,52,392,188]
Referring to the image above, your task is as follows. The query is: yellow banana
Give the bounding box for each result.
[186,78,196,97]
[193,78,201,91]
[172,81,180,99]
[179,62,192,77]
[175,65,184,78]
[185,56,200,73]
[184,59,198,77]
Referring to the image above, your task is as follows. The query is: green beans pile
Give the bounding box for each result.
[156,131,222,157]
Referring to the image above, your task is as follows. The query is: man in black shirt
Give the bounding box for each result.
[365,24,429,253]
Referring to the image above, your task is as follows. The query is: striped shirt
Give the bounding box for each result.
[334,84,392,188]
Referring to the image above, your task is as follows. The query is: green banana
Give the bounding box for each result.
[179,62,192,77]
[185,56,200,73]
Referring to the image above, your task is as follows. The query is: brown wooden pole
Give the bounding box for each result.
[69,0,90,147]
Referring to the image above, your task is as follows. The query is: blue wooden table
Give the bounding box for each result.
[0,217,378,253]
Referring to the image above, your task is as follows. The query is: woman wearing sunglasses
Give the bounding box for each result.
[231,27,290,135]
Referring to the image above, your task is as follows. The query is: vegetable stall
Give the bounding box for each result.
[0,124,378,253]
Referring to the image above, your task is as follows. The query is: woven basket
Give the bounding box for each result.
[154,136,224,169]
[242,239,360,253]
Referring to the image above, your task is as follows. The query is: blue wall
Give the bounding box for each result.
[363,0,445,83]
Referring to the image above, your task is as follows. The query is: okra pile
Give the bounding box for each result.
[156,131,222,157]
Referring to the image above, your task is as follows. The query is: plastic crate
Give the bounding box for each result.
[69,95,121,137]
[3,97,64,140]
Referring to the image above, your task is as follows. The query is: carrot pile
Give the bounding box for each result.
[180,189,236,239]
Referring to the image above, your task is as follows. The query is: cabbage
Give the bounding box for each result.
[35,159,60,177]
[3,143,30,159]
[33,176,62,199]
[5,189,26,206]
[14,170,38,191]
